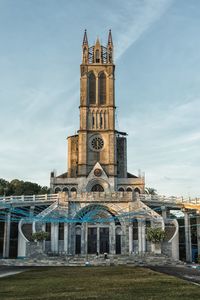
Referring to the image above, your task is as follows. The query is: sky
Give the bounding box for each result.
[0,0,200,197]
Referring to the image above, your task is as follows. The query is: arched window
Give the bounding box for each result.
[71,187,77,192]
[88,72,96,104]
[99,73,106,105]
[127,187,132,192]
[118,187,124,192]
[134,188,141,194]
[95,50,100,63]
[91,184,104,192]
[55,187,61,194]
[63,187,69,193]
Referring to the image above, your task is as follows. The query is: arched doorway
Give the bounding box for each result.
[74,204,120,255]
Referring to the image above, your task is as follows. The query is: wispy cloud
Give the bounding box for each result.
[107,0,174,59]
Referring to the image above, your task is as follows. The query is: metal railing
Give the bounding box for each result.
[139,194,200,205]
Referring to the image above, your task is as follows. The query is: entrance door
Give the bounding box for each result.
[116,234,121,254]
[75,235,81,254]
[88,228,97,254]
[100,227,109,253]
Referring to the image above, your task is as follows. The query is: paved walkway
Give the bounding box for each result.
[148,265,200,285]
[0,266,29,278]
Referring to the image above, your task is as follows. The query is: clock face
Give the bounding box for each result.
[94,168,102,177]
[90,135,104,151]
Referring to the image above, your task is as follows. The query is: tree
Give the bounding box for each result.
[145,187,157,195]
[0,178,50,196]
[0,178,10,196]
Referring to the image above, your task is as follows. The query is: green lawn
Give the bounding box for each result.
[0,266,199,300]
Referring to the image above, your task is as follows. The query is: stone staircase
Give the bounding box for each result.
[0,254,184,267]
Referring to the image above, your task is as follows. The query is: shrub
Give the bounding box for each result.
[146,227,165,243]
[31,231,49,242]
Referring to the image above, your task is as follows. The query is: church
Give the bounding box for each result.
[48,30,172,257]
[0,31,199,263]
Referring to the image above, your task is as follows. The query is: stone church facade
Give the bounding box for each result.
[49,31,167,256]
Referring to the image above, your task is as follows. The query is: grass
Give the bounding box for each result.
[0,266,199,300]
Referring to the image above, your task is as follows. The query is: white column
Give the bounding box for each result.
[51,223,59,253]
[42,223,46,252]
[138,220,142,253]
[129,224,133,254]
[161,206,167,220]
[64,223,68,254]
[17,226,27,258]
[141,220,146,253]
[109,223,115,254]
[184,211,192,262]
[197,216,200,257]
[3,211,11,258]
[97,227,100,254]
[85,223,88,254]
[51,223,54,252]
[54,223,59,253]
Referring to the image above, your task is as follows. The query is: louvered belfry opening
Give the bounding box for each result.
[88,72,96,104]
[99,72,106,105]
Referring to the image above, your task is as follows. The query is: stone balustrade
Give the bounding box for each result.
[0,192,200,206]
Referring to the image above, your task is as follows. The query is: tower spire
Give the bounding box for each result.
[107,29,113,63]
[82,29,89,64]
[107,29,113,46]
[83,29,88,45]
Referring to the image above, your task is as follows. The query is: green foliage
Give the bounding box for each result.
[146,227,166,243]
[31,231,49,242]
[145,187,157,195]
[0,178,50,196]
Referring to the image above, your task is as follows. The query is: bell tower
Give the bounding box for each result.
[68,30,117,178]
[51,30,145,194]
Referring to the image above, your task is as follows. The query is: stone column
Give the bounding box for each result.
[129,224,133,254]
[85,223,88,255]
[3,211,11,258]
[67,223,72,255]
[51,223,59,253]
[42,223,46,252]
[81,223,85,255]
[161,206,167,220]
[141,220,146,253]
[64,223,68,254]
[197,215,200,257]
[109,223,115,254]
[97,227,100,254]
[184,211,192,262]
[121,224,126,254]
[138,219,142,254]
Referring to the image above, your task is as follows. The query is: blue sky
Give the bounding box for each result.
[0,0,200,197]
